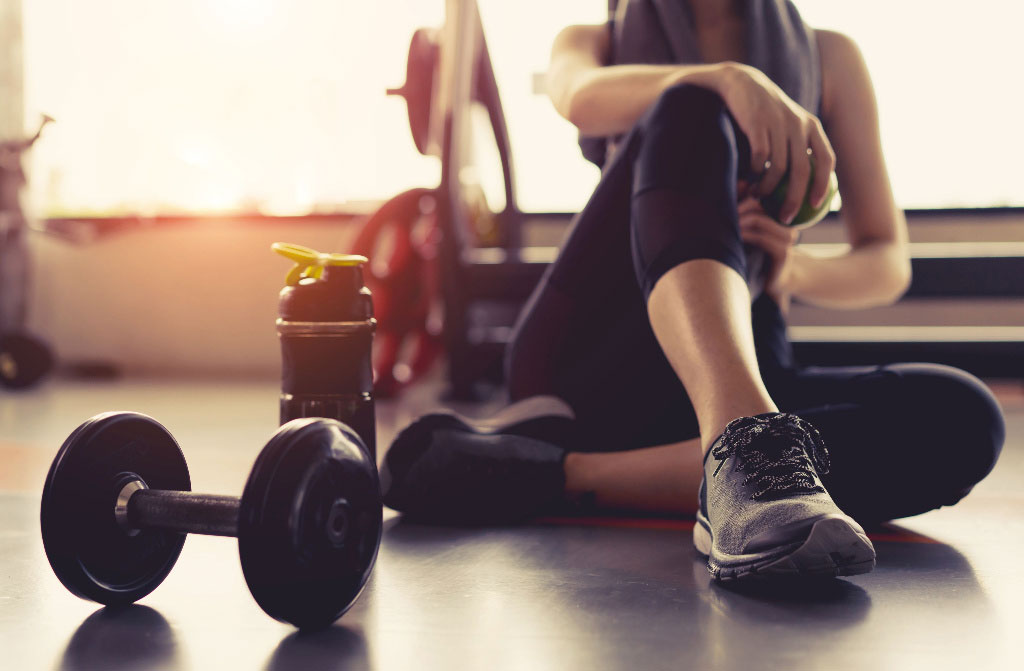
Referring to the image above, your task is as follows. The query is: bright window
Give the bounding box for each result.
[481,0,1024,212]
[797,0,1024,210]
[20,0,1024,216]
[22,0,443,216]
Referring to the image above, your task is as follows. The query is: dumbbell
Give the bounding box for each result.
[40,411,383,629]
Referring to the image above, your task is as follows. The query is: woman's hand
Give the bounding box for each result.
[738,197,800,305]
[715,62,836,225]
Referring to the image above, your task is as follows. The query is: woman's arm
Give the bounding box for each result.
[783,30,911,309]
[549,23,835,225]
[547,24,726,138]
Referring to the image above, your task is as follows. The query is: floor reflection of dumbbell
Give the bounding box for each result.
[41,412,382,629]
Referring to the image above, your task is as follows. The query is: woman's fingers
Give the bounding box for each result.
[739,212,799,248]
[720,66,834,214]
[807,122,837,208]
[753,116,833,224]
[740,229,790,263]
[758,124,788,196]
[747,126,772,178]
[736,196,764,215]
[780,133,812,224]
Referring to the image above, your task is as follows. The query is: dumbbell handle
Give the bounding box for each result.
[115,479,352,543]
[116,481,239,537]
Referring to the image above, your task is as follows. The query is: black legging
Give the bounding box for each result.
[505,83,1005,524]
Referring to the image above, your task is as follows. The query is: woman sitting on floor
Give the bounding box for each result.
[380,0,1005,580]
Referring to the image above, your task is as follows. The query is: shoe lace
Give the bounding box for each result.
[710,413,831,501]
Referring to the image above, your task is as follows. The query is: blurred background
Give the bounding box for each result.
[17,0,1024,215]
[2,0,1022,386]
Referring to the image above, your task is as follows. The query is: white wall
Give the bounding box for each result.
[0,0,22,138]
[26,219,359,377]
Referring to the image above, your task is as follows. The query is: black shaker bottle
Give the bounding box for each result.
[273,243,376,458]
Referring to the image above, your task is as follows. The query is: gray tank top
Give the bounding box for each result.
[580,0,822,167]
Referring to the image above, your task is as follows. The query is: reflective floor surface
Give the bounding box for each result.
[2,376,1022,670]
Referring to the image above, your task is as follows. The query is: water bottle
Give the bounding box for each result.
[273,243,377,458]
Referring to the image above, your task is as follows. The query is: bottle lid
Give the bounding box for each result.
[272,242,368,286]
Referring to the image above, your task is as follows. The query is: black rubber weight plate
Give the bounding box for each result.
[40,412,191,605]
[238,418,382,629]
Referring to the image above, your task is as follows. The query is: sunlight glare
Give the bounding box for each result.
[18,0,1023,216]
[206,0,277,32]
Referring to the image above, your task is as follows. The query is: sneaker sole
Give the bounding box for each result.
[695,514,876,581]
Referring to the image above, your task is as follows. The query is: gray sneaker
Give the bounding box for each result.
[694,413,876,580]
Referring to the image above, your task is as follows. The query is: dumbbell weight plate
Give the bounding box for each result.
[387,27,439,156]
[40,412,191,605]
[238,418,382,629]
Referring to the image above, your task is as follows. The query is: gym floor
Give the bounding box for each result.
[1,374,1022,670]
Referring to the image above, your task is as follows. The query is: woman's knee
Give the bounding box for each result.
[647,82,728,124]
[884,363,1005,490]
[634,83,740,191]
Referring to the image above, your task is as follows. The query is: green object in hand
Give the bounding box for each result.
[760,157,839,229]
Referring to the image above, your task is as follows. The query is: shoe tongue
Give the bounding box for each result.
[759,428,798,450]
[740,427,809,471]
[708,414,813,472]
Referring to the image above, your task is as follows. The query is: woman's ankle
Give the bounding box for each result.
[700,405,780,454]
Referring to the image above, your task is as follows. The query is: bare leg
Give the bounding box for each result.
[564,437,704,514]
[562,259,779,514]
[647,260,777,454]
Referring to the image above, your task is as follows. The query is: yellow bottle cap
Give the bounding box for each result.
[272,242,368,286]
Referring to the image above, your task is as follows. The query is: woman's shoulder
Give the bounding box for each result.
[552,23,613,65]
[815,29,864,64]
[814,29,872,120]
[554,23,612,48]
